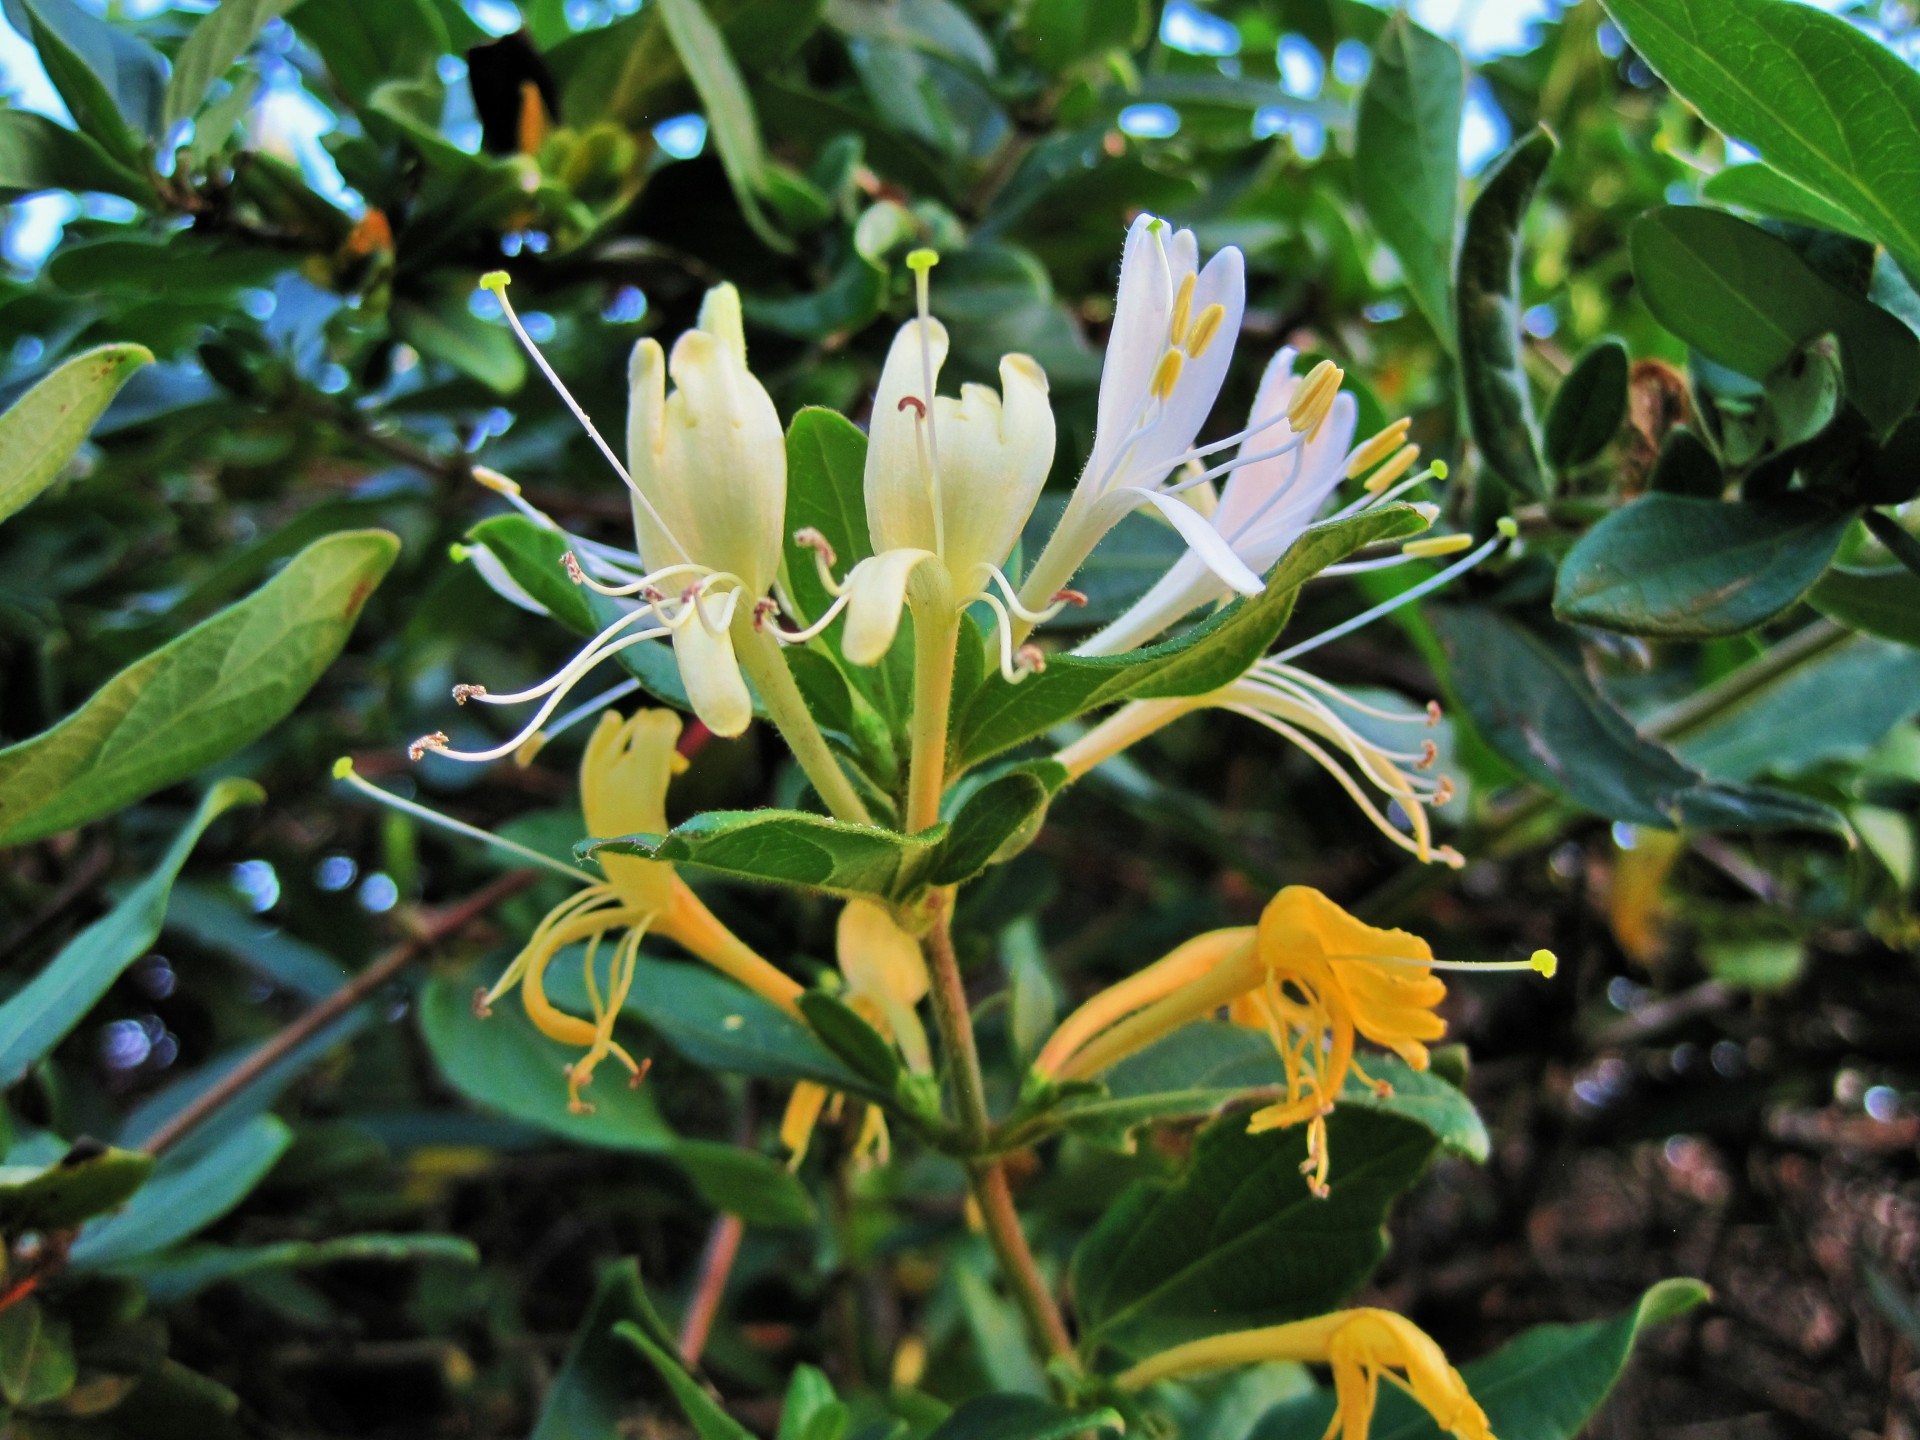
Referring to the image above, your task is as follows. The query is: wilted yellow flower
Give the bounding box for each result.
[1116,1307,1495,1440]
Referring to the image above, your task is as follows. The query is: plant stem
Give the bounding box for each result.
[970,1160,1078,1367]
[906,604,962,834]
[677,1212,744,1364]
[921,888,991,1149]
[1642,617,1851,741]
[734,619,875,827]
[141,869,537,1158]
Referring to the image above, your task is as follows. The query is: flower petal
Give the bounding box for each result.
[671,614,754,737]
[1133,488,1265,595]
[840,548,938,666]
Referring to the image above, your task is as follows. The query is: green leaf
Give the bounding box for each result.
[953,507,1429,770]
[1676,634,1920,780]
[0,530,396,846]
[1353,13,1464,346]
[1015,0,1147,73]
[0,110,148,200]
[106,1233,479,1304]
[0,1297,75,1408]
[16,0,165,161]
[533,1260,676,1440]
[0,1140,153,1234]
[70,1114,292,1268]
[1600,0,1920,280]
[776,1366,847,1440]
[925,1396,1124,1440]
[0,342,149,528]
[796,992,902,1092]
[615,1320,757,1440]
[1810,565,1920,646]
[1648,427,1723,497]
[419,967,817,1227]
[287,0,449,99]
[1629,207,1919,432]
[1544,337,1628,471]
[1056,1023,1488,1164]
[464,514,598,632]
[164,0,300,130]
[393,295,527,394]
[0,780,260,1086]
[1429,604,1842,832]
[581,810,946,902]
[1554,494,1850,638]
[1072,1108,1438,1361]
[618,957,872,1097]
[933,760,1067,885]
[657,0,791,254]
[1250,1278,1709,1440]
[1455,126,1556,499]
[1701,164,1864,236]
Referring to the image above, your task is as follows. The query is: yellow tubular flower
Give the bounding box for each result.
[782,899,932,1166]
[481,709,802,1112]
[1116,1308,1495,1440]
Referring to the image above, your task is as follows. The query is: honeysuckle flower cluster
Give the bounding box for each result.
[353,211,1554,1440]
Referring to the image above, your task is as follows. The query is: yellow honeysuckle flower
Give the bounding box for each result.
[1035,887,1552,1194]
[781,899,932,1166]
[477,708,803,1112]
[1116,1307,1495,1440]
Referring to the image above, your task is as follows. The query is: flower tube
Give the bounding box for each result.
[1116,1308,1496,1440]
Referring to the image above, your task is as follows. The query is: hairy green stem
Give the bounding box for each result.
[921,889,991,1149]
[734,620,874,826]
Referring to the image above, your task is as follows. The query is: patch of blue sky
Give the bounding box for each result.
[655,113,707,159]
[1160,0,1240,57]
[1119,103,1181,139]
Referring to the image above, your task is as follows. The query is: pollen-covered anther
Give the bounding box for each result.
[1431,776,1456,805]
[1169,271,1196,345]
[1344,417,1413,479]
[1426,700,1443,726]
[641,584,667,603]
[1052,588,1089,608]
[562,551,587,584]
[1436,845,1466,869]
[408,732,450,762]
[471,987,494,1020]
[629,1056,653,1090]
[472,464,519,496]
[1286,360,1343,437]
[1417,740,1439,770]
[792,527,837,568]
[1017,643,1048,674]
[1185,303,1227,359]
[452,684,487,705]
[897,395,927,418]
[752,596,781,630]
[1150,348,1185,401]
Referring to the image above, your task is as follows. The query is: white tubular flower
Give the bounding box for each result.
[1080,347,1361,656]
[1016,213,1250,616]
[625,283,785,737]
[820,251,1059,682]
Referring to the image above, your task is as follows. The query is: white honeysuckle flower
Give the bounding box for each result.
[805,250,1062,682]
[1016,212,1256,616]
[1078,346,1368,656]
[412,276,833,767]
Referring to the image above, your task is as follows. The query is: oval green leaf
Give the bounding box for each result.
[1544,337,1628,471]
[0,342,150,527]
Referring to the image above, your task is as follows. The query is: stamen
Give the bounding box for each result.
[1344,419,1413,479]
[1018,643,1047,673]
[1150,348,1185,401]
[752,595,781,630]
[1170,272,1196,346]
[905,248,946,555]
[770,590,852,644]
[477,272,690,562]
[527,677,644,752]
[332,757,597,881]
[1185,303,1227,359]
[1364,444,1422,494]
[466,600,671,706]
[1402,534,1474,558]
[792,527,837,569]
[452,684,487,705]
[472,465,522,497]
[564,552,703,599]
[1054,588,1088,607]
[978,593,1046,681]
[1285,360,1343,437]
[409,732,448,761]
[982,564,1074,626]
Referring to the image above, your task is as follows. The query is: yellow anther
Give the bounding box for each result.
[331,756,355,780]
[1402,533,1474,558]
[1150,348,1185,400]
[1185,303,1227,359]
[479,270,510,294]
[1344,417,1413,479]
[1285,360,1343,437]
[1496,515,1520,539]
[1170,272,1196,346]
[472,465,521,496]
[1530,949,1558,978]
[1363,444,1421,493]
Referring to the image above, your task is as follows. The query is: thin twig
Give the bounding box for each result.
[677,1213,745,1365]
[970,1161,1077,1366]
[140,869,538,1158]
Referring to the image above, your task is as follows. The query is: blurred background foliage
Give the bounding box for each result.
[1,0,1918,1434]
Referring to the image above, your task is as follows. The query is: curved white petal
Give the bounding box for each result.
[672,615,754,738]
[1134,488,1265,596]
[840,548,938,666]
[865,318,952,556]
